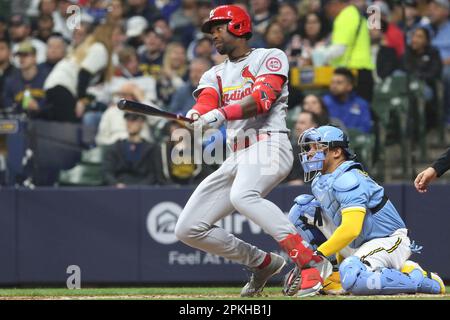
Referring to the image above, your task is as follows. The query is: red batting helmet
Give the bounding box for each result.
[201,5,252,38]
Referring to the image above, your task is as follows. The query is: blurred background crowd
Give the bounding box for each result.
[0,0,449,188]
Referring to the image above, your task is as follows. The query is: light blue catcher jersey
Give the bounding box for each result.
[311,161,406,248]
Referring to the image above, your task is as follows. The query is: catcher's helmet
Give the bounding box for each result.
[201,5,252,38]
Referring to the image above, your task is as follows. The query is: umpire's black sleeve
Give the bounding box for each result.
[432,148,450,177]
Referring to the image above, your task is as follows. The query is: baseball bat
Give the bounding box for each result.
[117,99,194,123]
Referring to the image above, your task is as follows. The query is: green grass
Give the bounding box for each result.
[0,286,449,300]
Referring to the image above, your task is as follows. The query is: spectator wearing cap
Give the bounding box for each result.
[44,20,116,122]
[39,35,67,73]
[398,0,430,44]
[138,27,166,78]
[168,57,211,115]
[2,41,50,118]
[322,67,372,134]
[9,14,47,65]
[318,0,374,102]
[125,16,148,50]
[0,39,18,110]
[102,111,158,188]
[126,0,161,25]
[427,0,450,122]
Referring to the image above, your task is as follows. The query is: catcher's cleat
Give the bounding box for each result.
[403,261,445,294]
[240,253,286,297]
[321,271,346,295]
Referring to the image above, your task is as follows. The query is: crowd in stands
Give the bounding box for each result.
[0,0,449,187]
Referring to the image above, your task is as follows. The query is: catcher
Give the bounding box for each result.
[283,125,445,296]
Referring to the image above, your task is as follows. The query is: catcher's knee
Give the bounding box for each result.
[339,256,367,292]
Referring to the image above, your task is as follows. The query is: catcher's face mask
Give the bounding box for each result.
[298,128,329,182]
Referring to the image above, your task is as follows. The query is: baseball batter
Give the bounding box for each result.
[174,5,331,297]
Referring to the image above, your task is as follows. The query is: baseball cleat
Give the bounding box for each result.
[321,271,346,295]
[240,253,286,297]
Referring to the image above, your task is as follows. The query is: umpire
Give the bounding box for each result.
[414,148,450,192]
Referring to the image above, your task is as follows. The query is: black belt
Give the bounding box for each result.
[370,195,389,214]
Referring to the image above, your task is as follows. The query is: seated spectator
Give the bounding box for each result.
[397,0,429,44]
[187,36,214,63]
[403,27,442,102]
[262,21,287,50]
[2,41,49,118]
[285,110,321,185]
[115,46,143,78]
[370,26,399,82]
[286,12,329,67]
[33,14,54,43]
[9,14,47,65]
[427,0,450,122]
[153,119,214,185]
[39,35,67,73]
[301,94,330,125]
[158,42,188,107]
[103,112,158,187]
[138,27,166,78]
[95,82,152,146]
[125,0,161,25]
[125,16,148,50]
[153,16,174,42]
[109,0,125,23]
[276,2,300,39]
[168,57,212,115]
[44,19,116,122]
[250,0,275,36]
[0,40,17,110]
[322,67,372,133]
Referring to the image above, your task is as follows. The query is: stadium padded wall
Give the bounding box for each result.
[0,185,448,285]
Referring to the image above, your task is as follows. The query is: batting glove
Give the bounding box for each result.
[194,109,225,130]
[185,109,201,130]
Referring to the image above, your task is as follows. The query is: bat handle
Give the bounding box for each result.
[178,114,194,123]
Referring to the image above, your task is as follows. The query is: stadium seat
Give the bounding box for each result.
[58,164,104,186]
[347,129,375,171]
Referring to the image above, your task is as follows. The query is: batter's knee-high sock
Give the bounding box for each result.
[279,233,316,268]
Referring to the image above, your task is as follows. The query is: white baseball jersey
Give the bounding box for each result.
[193,48,290,139]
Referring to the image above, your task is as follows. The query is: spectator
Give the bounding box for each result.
[39,35,67,73]
[169,0,197,47]
[115,46,142,78]
[0,16,8,41]
[2,41,49,118]
[297,0,322,18]
[168,57,211,115]
[96,82,152,146]
[286,12,329,67]
[427,0,450,122]
[319,0,374,102]
[322,67,372,133]
[188,36,214,63]
[70,21,93,51]
[262,21,287,50]
[53,0,78,41]
[285,110,321,185]
[153,16,174,42]
[153,119,213,185]
[369,27,399,82]
[126,0,161,25]
[139,27,166,78]
[125,16,148,50]
[403,27,442,101]
[109,0,125,23]
[9,14,47,65]
[44,20,116,122]
[38,0,58,17]
[150,0,181,21]
[398,0,429,44]
[33,14,54,43]
[301,94,330,125]
[157,42,188,107]
[375,1,405,59]
[277,2,300,38]
[0,40,17,110]
[250,0,275,36]
[103,112,158,187]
